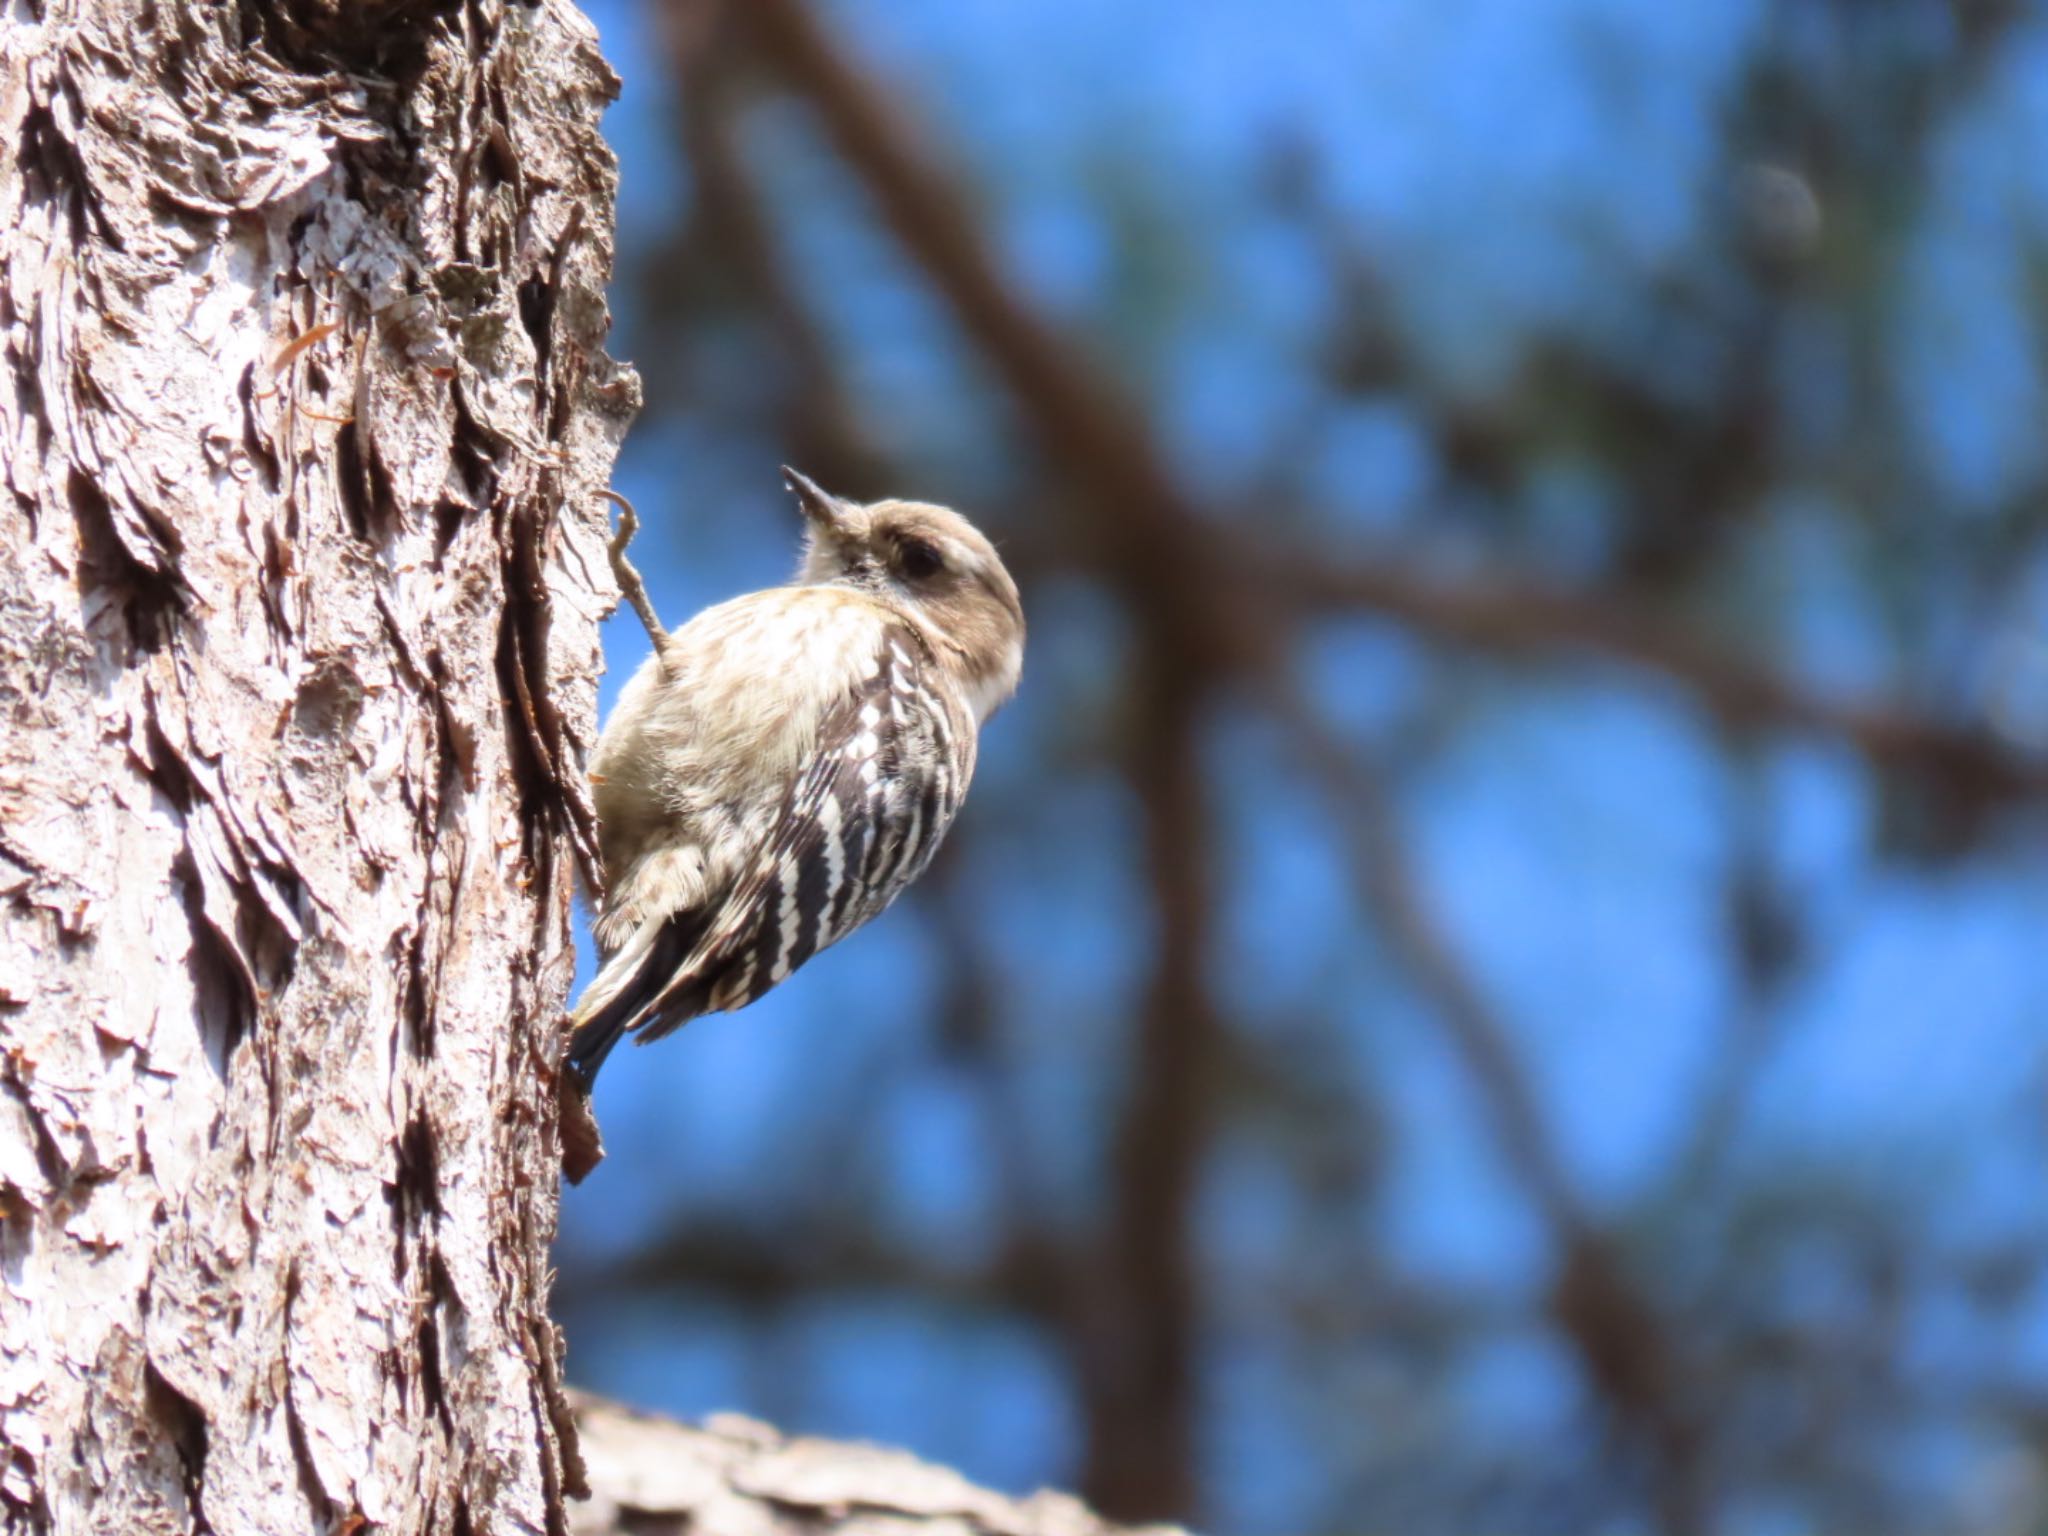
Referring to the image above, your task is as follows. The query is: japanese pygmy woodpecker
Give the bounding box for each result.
[565,470,1025,1089]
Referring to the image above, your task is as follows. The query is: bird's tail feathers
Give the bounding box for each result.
[565,913,711,1092]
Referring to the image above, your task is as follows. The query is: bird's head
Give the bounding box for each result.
[783,467,1024,721]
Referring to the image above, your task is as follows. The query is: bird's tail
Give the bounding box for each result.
[564,911,713,1093]
[563,1001,631,1094]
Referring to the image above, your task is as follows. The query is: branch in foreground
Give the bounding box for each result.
[569,1391,1188,1536]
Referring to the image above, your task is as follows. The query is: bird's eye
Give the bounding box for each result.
[897,538,945,580]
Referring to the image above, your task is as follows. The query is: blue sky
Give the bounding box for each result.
[559,3,2048,1530]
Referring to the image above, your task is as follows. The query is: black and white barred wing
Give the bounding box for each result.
[568,628,974,1080]
[681,628,975,1022]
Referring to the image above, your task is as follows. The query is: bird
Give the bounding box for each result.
[564,468,1024,1094]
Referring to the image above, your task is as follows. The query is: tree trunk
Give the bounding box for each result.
[0,4,633,1531]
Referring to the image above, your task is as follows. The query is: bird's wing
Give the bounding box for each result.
[671,622,974,1025]
[569,623,974,1079]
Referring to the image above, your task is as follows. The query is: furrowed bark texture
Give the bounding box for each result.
[0,4,635,1531]
[567,1394,1191,1536]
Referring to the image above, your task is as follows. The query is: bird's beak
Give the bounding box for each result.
[781,466,851,534]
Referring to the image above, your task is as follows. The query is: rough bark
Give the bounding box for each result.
[0,3,634,1532]
[567,1393,1190,1536]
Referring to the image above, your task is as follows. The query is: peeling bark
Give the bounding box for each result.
[568,1393,1190,1536]
[0,3,635,1532]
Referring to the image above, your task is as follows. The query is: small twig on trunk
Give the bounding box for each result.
[600,489,671,665]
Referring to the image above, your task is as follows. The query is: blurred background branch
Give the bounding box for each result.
[559,1,2048,1532]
